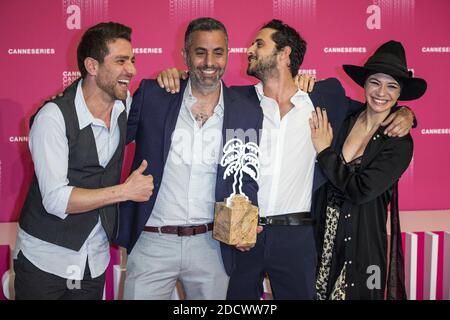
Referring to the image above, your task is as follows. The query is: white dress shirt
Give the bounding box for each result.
[14,80,131,280]
[147,80,224,227]
[255,82,316,217]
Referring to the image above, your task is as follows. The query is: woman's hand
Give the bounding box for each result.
[309,107,333,153]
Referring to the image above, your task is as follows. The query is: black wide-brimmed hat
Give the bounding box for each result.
[343,40,427,101]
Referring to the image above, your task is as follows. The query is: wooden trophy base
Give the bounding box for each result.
[213,194,258,246]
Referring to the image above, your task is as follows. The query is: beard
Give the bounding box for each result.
[186,57,226,92]
[96,74,127,101]
[246,51,279,81]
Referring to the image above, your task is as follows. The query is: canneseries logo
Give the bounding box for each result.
[62,71,81,89]
[298,69,317,77]
[229,48,247,54]
[7,48,55,55]
[420,128,450,135]
[133,48,163,55]
[421,47,450,53]
[323,47,367,54]
[8,136,28,143]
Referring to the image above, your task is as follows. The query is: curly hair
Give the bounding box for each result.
[261,19,307,77]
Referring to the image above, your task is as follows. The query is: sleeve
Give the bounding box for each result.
[346,98,418,129]
[397,105,418,128]
[316,136,413,205]
[321,78,364,116]
[347,96,365,115]
[29,103,73,219]
[126,79,146,144]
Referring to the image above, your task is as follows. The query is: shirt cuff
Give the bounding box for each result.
[316,146,333,161]
[42,186,74,220]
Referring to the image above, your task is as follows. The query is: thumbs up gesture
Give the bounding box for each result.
[122,160,154,202]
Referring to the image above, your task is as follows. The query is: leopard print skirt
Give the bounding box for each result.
[316,206,346,300]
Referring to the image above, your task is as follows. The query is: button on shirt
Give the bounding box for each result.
[255,82,316,217]
[147,80,224,227]
[14,80,131,280]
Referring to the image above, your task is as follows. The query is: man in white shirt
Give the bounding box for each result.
[226,20,415,299]
[14,22,154,300]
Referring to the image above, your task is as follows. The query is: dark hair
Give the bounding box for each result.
[261,19,307,77]
[184,17,228,51]
[77,22,132,78]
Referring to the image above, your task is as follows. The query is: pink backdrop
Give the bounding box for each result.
[1,0,450,222]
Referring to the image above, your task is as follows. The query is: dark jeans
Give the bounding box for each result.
[14,251,106,300]
[227,225,317,300]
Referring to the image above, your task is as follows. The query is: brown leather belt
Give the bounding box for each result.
[143,223,214,236]
[258,212,314,226]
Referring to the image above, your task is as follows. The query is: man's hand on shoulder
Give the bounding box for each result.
[294,73,315,93]
[381,106,415,137]
[156,68,188,94]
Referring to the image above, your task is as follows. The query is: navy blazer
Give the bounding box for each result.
[114,79,263,275]
[231,78,363,219]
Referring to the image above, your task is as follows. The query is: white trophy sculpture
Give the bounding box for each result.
[213,138,260,246]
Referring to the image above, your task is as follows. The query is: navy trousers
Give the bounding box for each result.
[227,225,317,300]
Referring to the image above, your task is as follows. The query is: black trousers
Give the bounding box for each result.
[14,251,106,300]
[227,225,317,300]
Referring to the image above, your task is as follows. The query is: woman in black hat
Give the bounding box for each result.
[310,40,427,300]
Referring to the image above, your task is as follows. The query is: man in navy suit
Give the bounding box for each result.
[114,17,263,299]
[157,19,414,300]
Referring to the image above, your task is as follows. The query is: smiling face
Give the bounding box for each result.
[246,28,279,81]
[364,73,401,113]
[95,38,136,101]
[184,30,228,92]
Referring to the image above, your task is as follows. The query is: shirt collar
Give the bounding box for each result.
[290,85,309,107]
[184,79,225,118]
[254,82,265,101]
[254,81,308,104]
[74,79,126,130]
[255,82,308,100]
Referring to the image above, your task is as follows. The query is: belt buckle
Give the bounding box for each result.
[259,217,267,226]
[177,226,194,236]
